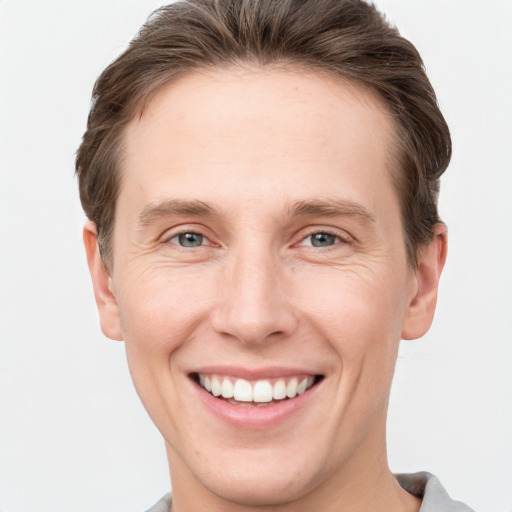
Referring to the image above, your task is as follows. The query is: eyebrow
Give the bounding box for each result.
[137,197,375,226]
[137,199,215,226]
[287,199,376,223]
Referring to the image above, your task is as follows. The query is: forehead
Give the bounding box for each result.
[120,67,398,220]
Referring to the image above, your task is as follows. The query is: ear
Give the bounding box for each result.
[401,223,448,340]
[83,221,123,341]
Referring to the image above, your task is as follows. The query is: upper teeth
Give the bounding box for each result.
[198,374,315,402]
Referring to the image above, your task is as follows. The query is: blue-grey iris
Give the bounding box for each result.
[311,233,337,247]
[179,233,203,247]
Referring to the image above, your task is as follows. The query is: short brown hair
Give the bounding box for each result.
[76,0,451,269]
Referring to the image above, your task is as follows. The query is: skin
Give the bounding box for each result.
[84,67,447,512]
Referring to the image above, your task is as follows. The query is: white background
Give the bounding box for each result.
[1,1,511,511]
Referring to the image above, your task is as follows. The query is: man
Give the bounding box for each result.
[76,0,474,510]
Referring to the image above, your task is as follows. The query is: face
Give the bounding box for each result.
[85,67,445,509]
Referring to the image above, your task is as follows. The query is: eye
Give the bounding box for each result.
[169,232,207,248]
[300,232,342,248]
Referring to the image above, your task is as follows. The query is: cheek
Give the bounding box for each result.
[115,268,217,429]
[294,264,408,363]
[115,265,215,372]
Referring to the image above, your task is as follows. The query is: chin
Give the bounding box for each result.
[198,465,318,507]
[168,437,336,508]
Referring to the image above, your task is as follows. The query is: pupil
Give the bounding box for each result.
[179,233,203,247]
[312,233,336,247]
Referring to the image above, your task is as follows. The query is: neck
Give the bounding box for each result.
[166,412,420,512]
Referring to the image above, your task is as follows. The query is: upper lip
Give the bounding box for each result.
[188,365,322,380]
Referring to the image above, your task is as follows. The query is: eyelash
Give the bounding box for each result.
[166,230,212,248]
[164,227,351,251]
[296,229,351,249]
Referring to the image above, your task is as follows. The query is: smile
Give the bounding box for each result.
[194,373,320,406]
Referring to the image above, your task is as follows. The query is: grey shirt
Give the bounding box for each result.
[396,473,475,512]
[145,472,475,512]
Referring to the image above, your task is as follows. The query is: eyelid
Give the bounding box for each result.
[159,224,352,249]
[169,233,208,247]
[161,225,217,247]
[294,226,353,247]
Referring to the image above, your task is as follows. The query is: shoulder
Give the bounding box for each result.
[396,472,476,512]
[144,475,475,512]
[144,492,172,512]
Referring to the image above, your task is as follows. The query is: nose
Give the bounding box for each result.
[210,246,299,346]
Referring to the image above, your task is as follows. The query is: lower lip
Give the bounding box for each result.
[192,379,321,429]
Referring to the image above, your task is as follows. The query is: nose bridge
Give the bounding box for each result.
[212,239,297,345]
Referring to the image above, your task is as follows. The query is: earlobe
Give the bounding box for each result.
[83,221,123,341]
[401,223,448,340]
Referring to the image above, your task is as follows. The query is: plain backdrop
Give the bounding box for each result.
[1,1,511,511]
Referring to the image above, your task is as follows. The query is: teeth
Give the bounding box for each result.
[286,378,298,398]
[233,379,253,401]
[273,379,287,400]
[211,376,222,397]
[198,374,317,403]
[253,380,273,402]
[297,377,308,395]
[221,378,234,398]
[228,399,254,407]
